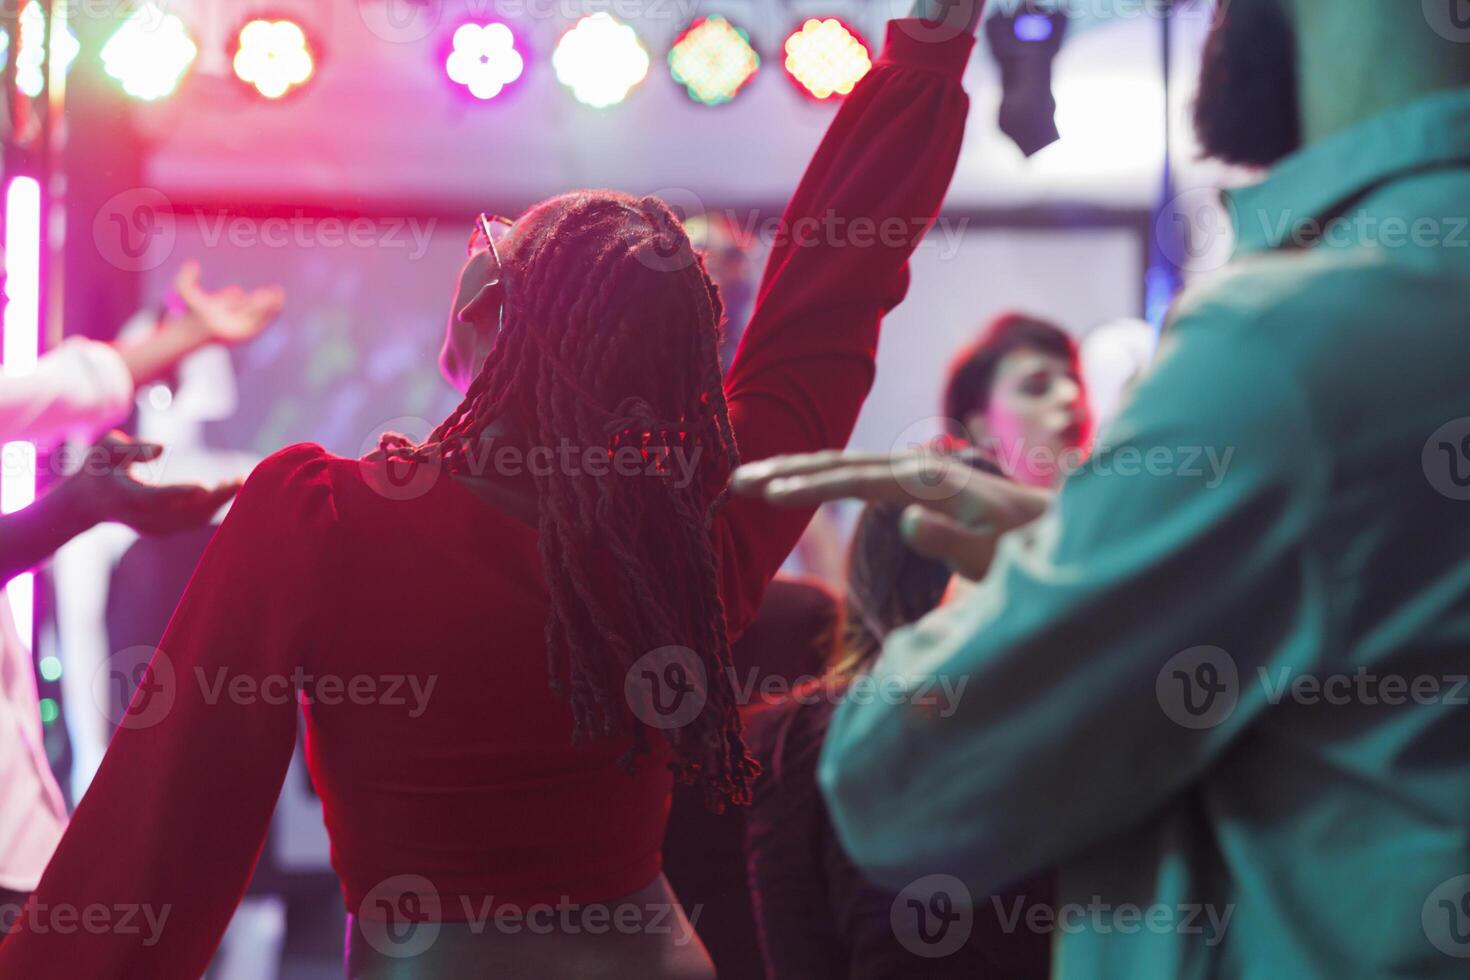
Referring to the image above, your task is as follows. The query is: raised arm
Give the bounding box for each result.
[0,444,334,977]
[715,8,982,634]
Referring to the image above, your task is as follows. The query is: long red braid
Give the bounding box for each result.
[383,190,756,810]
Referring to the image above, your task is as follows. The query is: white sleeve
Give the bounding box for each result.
[0,338,135,446]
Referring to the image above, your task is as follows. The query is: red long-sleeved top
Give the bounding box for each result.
[0,22,972,976]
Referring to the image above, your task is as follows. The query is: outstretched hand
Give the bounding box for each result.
[732,448,1050,580]
[174,261,286,346]
[60,432,243,536]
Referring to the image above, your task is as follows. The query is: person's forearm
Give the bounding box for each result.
[0,482,96,585]
[113,312,211,388]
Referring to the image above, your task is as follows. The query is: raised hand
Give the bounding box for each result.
[174,261,286,346]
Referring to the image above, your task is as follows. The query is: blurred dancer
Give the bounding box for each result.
[0,265,281,935]
[744,315,1088,979]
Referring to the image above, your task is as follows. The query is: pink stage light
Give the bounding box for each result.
[445,22,524,102]
[233,19,316,100]
[3,176,41,639]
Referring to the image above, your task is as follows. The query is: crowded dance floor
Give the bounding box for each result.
[2,0,1469,976]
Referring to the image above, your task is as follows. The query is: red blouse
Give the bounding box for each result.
[0,22,973,976]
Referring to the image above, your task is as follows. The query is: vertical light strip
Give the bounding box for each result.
[3,176,42,639]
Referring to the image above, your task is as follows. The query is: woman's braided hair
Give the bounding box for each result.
[382,190,756,810]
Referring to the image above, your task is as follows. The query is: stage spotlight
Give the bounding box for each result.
[446,22,524,101]
[668,16,759,106]
[553,13,650,108]
[782,18,870,101]
[101,1,198,101]
[985,1,1068,156]
[3,176,40,640]
[233,19,315,100]
[6,1,79,98]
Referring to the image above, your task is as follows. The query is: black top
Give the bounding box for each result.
[745,681,1053,979]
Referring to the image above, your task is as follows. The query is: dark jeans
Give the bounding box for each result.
[0,888,28,937]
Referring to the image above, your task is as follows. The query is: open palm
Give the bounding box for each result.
[174,261,286,345]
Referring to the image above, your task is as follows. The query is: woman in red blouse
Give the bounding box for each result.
[0,7,981,978]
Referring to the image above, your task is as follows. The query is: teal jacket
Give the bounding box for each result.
[820,88,1470,979]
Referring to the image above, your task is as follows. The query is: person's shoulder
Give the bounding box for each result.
[232,443,341,532]
[1170,248,1462,346]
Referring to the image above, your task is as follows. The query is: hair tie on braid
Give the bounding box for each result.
[603,396,692,439]
[377,432,417,454]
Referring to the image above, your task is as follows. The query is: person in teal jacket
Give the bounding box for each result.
[735,1,1470,977]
